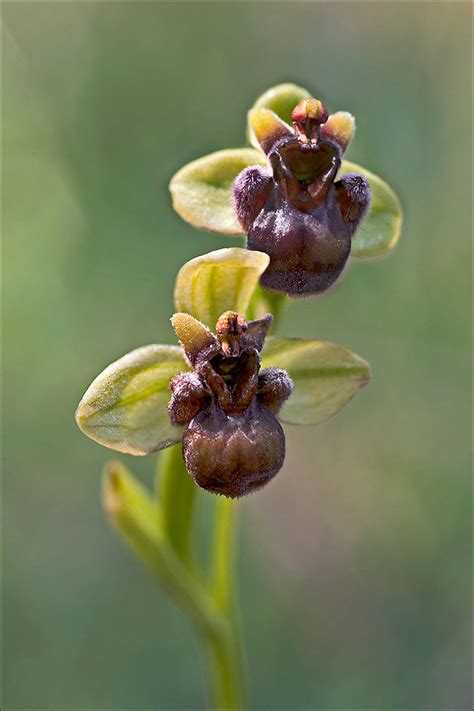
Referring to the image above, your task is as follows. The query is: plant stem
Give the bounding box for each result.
[208,496,244,709]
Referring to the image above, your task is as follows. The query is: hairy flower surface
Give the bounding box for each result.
[169,311,292,497]
[233,99,371,296]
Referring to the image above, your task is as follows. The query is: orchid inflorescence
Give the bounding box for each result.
[77,83,401,496]
[75,82,402,710]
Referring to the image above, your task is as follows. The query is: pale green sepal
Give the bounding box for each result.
[340,160,403,258]
[261,337,371,425]
[248,82,311,149]
[174,247,270,328]
[76,345,188,455]
[169,148,267,234]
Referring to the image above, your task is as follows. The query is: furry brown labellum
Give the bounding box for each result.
[233,99,371,296]
[168,312,293,498]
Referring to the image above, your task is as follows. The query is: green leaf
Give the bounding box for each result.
[169,147,267,234]
[261,337,371,425]
[103,461,225,640]
[174,247,270,328]
[340,160,403,258]
[103,460,163,543]
[76,345,188,455]
[248,83,311,148]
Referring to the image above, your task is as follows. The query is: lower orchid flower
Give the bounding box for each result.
[168,311,292,497]
[75,248,371,498]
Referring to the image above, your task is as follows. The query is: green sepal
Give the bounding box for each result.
[174,247,270,328]
[75,345,188,455]
[340,160,403,258]
[169,147,267,234]
[168,150,402,261]
[261,337,371,425]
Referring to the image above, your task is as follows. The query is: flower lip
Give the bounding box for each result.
[167,310,293,497]
[275,136,341,182]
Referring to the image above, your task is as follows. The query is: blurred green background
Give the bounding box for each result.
[3,2,471,709]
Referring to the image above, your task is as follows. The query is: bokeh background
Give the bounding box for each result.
[3,2,472,709]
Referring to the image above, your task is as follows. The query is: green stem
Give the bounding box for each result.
[208,497,244,709]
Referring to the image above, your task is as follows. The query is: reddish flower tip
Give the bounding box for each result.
[291,98,329,126]
[215,311,248,338]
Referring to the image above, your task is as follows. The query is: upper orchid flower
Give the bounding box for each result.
[170,83,402,297]
[233,98,371,295]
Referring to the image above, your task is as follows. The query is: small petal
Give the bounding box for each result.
[320,111,355,154]
[168,371,208,425]
[242,314,273,352]
[248,82,311,147]
[261,337,370,425]
[335,173,371,234]
[233,166,272,232]
[339,160,403,257]
[170,313,218,365]
[169,148,267,234]
[174,247,270,328]
[248,107,293,155]
[257,367,294,414]
[76,345,187,455]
